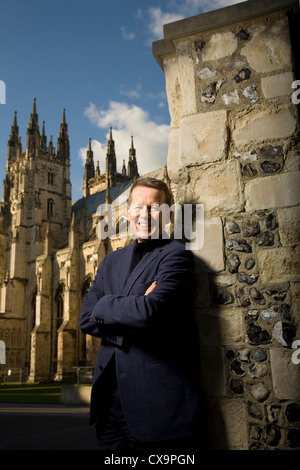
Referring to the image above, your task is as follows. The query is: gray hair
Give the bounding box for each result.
[128,177,173,206]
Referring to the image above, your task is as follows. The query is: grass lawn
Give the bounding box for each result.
[0,383,62,404]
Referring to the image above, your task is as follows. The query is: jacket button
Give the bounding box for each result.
[99,365,103,371]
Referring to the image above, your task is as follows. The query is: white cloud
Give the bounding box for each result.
[146,7,184,41]
[144,0,247,41]
[120,83,141,99]
[121,26,135,41]
[81,101,169,176]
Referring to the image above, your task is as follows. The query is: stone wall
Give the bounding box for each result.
[153,0,300,450]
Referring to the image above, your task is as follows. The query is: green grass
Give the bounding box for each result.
[0,383,62,404]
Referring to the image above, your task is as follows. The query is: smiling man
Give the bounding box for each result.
[127,179,171,241]
[79,177,202,452]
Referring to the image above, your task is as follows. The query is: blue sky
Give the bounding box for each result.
[0,0,244,201]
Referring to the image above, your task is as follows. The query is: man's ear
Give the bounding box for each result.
[127,205,133,222]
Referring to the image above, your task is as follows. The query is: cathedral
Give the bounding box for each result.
[0,98,157,383]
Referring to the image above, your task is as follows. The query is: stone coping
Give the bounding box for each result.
[152,0,299,69]
[60,384,91,405]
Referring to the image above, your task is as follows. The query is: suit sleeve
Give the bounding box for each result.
[79,258,106,338]
[80,247,194,333]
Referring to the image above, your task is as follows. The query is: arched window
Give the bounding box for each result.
[55,283,64,330]
[48,170,54,185]
[47,198,54,217]
[57,294,63,329]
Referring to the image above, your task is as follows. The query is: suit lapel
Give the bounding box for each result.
[122,243,165,296]
[117,242,135,294]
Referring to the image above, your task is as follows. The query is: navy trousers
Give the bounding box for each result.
[95,357,198,452]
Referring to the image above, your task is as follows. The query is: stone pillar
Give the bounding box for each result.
[28,283,52,382]
[54,255,79,382]
[153,0,300,450]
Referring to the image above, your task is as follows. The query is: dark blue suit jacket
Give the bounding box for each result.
[79,237,201,442]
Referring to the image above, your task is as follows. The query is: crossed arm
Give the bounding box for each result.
[79,248,194,340]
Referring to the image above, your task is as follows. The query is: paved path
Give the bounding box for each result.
[0,403,97,450]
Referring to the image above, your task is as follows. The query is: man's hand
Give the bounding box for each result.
[144,281,157,296]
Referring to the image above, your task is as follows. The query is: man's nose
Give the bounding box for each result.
[139,206,149,218]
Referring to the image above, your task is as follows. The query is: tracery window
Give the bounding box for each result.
[48,170,54,185]
[47,198,54,217]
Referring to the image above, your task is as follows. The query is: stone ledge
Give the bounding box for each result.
[152,0,299,68]
[60,385,91,405]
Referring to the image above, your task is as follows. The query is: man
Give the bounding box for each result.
[79,177,201,452]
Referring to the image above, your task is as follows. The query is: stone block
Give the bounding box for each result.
[233,107,297,144]
[167,127,182,180]
[240,18,292,73]
[207,398,248,450]
[165,58,184,128]
[191,160,242,214]
[261,72,294,99]
[258,246,300,283]
[194,271,210,308]
[270,347,300,400]
[180,110,228,165]
[277,206,300,246]
[176,41,197,115]
[196,307,244,347]
[202,31,237,61]
[61,385,91,405]
[290,282,300,325]
[200,347,226,397]
[244,171,300,211]
[164,44,196,127]
[193,217,224,272]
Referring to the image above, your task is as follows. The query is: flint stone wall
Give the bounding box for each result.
[153,0,300,450]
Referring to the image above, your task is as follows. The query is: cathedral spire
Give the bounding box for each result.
[57,108,70,160]
[62,107,66,124]
[85,138,95,178]
[32,97,36,114]
[106,127,117,187]
[49,135,54,155]
[127,135,139,179]
[40,121,47,151]
[96,161,100,178]
[28,98,39,131]
[26,97,40,151]
[83,138,95,197]
[8,111,19,145]
[6,110,21,165]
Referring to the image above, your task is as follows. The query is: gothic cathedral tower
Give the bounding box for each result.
[0,99,71,379]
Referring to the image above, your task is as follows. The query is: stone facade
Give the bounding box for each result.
[153,0,300,450]
[0,100,143,383]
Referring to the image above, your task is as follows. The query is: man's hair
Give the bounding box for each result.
[128,177,173,206]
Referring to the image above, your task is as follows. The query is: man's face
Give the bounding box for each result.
[127,186,166,242]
